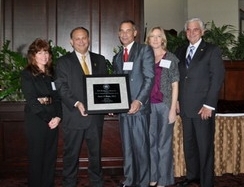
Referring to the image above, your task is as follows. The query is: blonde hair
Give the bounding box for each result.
[145,26,167,50]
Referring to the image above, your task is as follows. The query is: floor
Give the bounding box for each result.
[0,171,244,187]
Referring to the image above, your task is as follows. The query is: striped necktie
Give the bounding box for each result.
[186,46,195,68]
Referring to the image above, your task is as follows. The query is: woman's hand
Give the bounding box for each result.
[48,117,61,129]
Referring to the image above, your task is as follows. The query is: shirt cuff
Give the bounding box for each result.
[137,100,143,106]
[203,104,215,110]
[74,101,79,107]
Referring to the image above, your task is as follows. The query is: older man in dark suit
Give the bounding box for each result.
[55,27,107,187]
[113,20,155,187]
[175,18,225,187]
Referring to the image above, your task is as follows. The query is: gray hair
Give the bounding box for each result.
[184,18,205,31]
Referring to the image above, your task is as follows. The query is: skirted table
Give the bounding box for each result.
[173,114,244,177]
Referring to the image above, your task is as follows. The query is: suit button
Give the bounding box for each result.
[185,76,188,79]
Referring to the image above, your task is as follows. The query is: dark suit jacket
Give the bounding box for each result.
[113,42,155,115]
[175,40,225,118]
[55,51,107,129]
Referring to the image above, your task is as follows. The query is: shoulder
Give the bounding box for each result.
[165,51,179,62]
[56,51,73,63]
[56,52,76,67]
[21,68,31,77]
[89,51,106,60]
[200,40,220,50]
[175,44,188,56]
[89,51,105,58]
[135,43,153,55]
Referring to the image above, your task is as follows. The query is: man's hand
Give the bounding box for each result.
[128,100,142,114]
[198,106,212,120]
[76,101,88,116]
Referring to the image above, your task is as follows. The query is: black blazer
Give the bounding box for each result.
[21,69,62,122]
[55,51,107,129]
[175,40,225,118]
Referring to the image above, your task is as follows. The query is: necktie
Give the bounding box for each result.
[123,48,129,62]
[186,46,195,68]
[81,55,90,75]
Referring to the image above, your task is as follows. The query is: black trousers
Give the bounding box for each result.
[181,115,215,187]
[62,122,103,187]
[26,114,58,187]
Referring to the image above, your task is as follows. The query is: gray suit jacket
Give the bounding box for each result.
[55,51,107,129]
[113,42,155,115]
[175,40,225,118]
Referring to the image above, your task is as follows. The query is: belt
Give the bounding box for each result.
[37,97,52,105]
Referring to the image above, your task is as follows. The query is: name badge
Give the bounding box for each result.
[51,82,56,90]
[123,62,133,70]
[159,59,171,68]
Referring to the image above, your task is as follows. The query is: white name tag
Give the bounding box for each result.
[159,59,171,69]
[51,82,56,90]
[123,62,133,70]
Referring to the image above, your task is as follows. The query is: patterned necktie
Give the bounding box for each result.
[186,46,195,68]
[81,55,90,75]
[123,48,129,62]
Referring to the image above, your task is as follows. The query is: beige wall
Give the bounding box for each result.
[144,0,186,33]
[145,0,241,33]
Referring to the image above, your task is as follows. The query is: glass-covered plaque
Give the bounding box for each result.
[84,74,130,114]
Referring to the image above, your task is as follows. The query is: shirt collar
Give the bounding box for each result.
[189,38,202,49]
[123,41,134,53]
[75,50,90,60]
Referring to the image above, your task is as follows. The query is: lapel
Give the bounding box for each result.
[115,50,125,74]
[188,40,206,69]
[70,51,83,72]
[90,52,98,74]
[178,45,188,71]
[128,42,138,62]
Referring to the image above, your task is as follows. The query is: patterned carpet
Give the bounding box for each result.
[0,172,244,187]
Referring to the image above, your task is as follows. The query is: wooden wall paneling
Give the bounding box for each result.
[0,102,27,175]
[1,0,144,59]
[90,0,100,54]
[0,102,123,175]
[223,61,244,100]
[2,0,13,46]
[3,0,51,53]
[100,0,144,61]
[47,0,57,44]
[56,0,92,52]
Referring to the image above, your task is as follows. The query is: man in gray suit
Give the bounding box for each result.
[175,18,225,187]
[55,27,107,187]
[113,20,155,187]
